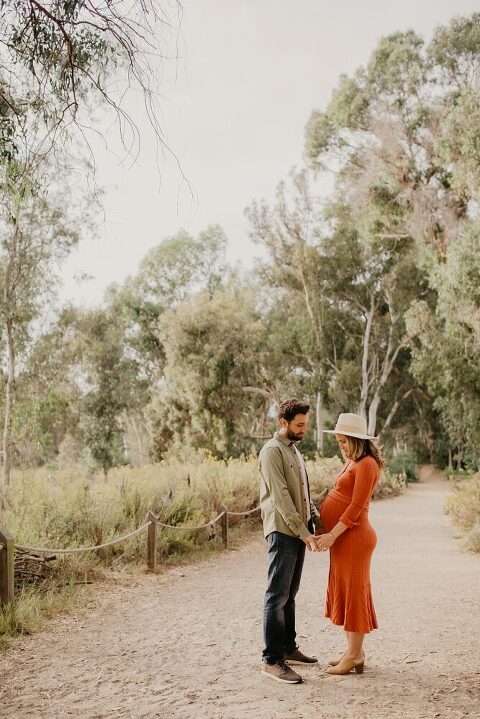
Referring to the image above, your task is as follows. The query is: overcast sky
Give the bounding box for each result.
[59,0,480,306]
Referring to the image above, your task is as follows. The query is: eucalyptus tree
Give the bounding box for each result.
[10,309,84,466]
[132,225,228,309]
[0,0,183,162]
[53,305,144,478]
[103,226,230,458]
[159,286,269,458]
[406,223,480,468]
[303,14,480,455]
[320,205,425,437]
[248,170,423,440]
[0,0,183,497]
[247,170,331,449]
[304,24,472,260]
[0,165,79,498]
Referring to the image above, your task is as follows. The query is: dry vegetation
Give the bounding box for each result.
[444,471,480,553]
[0,451,406,648]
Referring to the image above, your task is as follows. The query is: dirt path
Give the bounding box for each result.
[1,466,479,719]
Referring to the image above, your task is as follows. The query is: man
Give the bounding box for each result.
[259,398,321,684]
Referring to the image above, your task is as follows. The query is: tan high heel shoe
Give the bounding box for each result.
[328,652,364,667]
[326,657,365,675]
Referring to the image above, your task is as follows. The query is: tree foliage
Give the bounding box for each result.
[4,13,480,473]
[0,0,183,161]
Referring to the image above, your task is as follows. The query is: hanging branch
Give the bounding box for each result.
[0,0,185,165]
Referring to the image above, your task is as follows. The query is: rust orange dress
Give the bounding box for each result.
[320,455,380,633]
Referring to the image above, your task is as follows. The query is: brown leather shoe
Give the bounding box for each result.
[262,661,303,684]
[284,648,318,665]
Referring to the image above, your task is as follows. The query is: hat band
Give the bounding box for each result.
[335,423,368,434]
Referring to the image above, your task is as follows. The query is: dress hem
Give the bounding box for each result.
[325,613,378,634]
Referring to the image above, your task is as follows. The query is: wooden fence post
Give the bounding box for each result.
[221,506,229,549]
[0,526,14,605]
[147,511,157,572]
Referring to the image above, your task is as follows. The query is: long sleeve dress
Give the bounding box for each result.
[320,454,380,633]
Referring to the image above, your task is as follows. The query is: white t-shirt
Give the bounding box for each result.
[293,445,311,523]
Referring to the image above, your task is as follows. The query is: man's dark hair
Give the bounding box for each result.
[278,398,310,423]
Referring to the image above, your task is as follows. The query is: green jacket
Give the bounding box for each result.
[259,432,320,540]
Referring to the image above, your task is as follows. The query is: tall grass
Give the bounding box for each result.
[4,453,264,558]
[445,472,480,553]
[0,450,405,647]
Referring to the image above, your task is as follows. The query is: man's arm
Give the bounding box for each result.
[260,447,314,544]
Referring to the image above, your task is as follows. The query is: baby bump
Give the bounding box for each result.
[320,494,349,531]
[321,494,377,548]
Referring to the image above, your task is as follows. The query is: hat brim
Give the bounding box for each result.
[322,429,378,441]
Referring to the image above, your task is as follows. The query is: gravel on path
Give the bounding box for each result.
[1,465,479,719]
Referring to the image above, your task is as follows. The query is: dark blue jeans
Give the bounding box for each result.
[262,531,306,665]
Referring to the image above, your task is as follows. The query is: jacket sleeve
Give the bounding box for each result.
[260,447,310,540]
[339,457,379,528]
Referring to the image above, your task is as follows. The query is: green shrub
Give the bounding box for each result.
[374,468,408,498]
[386,451,419,483]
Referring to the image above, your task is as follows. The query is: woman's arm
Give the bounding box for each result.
[315,457,379,550]
[338,457,379,528]
[315,520,348,549]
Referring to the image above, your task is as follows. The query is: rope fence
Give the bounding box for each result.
[0,504,261,604]
[14,521,153,555]
[154,510,226,531]
[227,507,262,517]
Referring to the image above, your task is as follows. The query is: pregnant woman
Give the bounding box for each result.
[315,412,384,675]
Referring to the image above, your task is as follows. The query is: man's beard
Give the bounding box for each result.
[287,429,304,442]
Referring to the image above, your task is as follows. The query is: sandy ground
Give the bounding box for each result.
[1,465,479,719]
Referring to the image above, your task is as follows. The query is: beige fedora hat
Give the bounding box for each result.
[322,412,377,441]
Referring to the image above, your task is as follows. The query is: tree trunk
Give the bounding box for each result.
[316,391,323,452]
[367,393,380,437]
[2,225,19,507]
[366,298,405,436]
[130,415,145,465]
[456,450,462,471]
[2,318,15,496]
[358,297,375,418]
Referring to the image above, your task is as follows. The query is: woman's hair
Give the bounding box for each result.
[344,436,385,469]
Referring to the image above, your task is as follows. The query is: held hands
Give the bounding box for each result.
[303,533,335,552]
[314,532,335,552]
[303,535,319,552]
[303,532,335,552]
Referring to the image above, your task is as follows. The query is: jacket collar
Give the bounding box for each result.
[274,431,293,447]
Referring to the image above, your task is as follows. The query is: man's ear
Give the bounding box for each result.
[279,418,288,430]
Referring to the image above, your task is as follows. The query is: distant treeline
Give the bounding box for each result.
[2,13,480,479]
